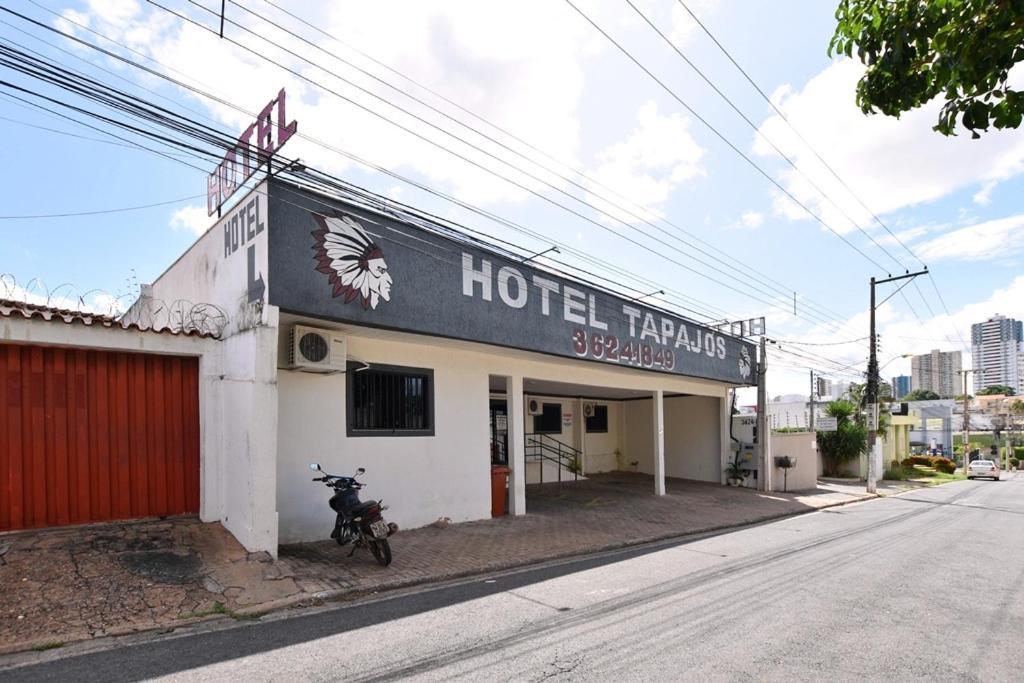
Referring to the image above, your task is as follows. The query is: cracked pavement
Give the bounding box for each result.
[1,473,886,657]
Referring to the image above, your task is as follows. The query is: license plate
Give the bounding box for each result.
[370,520,389,538]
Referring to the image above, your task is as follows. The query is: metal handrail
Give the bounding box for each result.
[524,433,580,484]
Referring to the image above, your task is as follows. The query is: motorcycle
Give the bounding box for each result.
[309,463,398,566]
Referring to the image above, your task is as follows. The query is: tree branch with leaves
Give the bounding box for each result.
[830,0,1024,137]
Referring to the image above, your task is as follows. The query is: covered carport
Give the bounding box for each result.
[488,375,730,513]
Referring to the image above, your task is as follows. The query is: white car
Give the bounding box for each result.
[967,459,1001,480]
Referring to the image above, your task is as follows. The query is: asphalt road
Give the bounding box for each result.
[4,474,1023,682]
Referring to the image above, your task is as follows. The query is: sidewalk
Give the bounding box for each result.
[0,474,878,655]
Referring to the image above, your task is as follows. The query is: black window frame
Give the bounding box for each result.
[533,402,562,434]
[346,362,435,437]
[585,404,609,433]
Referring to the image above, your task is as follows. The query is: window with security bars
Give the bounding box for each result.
[347,364,434,436]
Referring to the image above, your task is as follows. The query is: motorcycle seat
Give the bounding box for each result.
[349,500,379,516]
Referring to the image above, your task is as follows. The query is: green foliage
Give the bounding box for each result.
[830,0,1024,137]
[902,455,933,467]
[775,426,808,433]
[978,385,1016,396]
[1015,446,1024,459]
[1011,458,1020,468]
[1012,400,1024,415]
[817,400,868,476]
[931,457,956,474]
[883,465,908,480]
[904,389,941,401]
[724,451,747,480]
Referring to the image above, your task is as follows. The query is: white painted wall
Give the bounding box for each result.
[624,399,655,473]
[128,182,281,557]
[276,320,731,542]
[664,396,722,482]
[132,184,271,336]
[583,402,622,474]
[623,396,723,483]
[276,330,491,543]
[769,431,818,492]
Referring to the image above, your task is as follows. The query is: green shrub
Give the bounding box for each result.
[883,466,907,481]
[905,455,932,467]
[1010,458,1020,468]
[1015,447,1024,459]
[931,457,956,474]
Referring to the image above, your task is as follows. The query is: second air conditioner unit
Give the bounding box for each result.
[527,398,543,415]
[288,324,347,373]
[583,402,596,418]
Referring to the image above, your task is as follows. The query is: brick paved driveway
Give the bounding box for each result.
[1,473,876,655]
[277,473,871,595]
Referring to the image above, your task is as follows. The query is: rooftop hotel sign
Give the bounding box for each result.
[207,89,297,216]
[268,182,758,385]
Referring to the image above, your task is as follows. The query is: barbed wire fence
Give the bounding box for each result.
[1,273,229,338]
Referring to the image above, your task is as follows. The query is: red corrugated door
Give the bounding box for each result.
[0,343,200,531]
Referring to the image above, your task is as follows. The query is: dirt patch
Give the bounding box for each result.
[118,551,203,585]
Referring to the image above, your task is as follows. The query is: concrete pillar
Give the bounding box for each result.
[574,397,586,473]
[654,389,665,496]
[507,375,527,515]
[720,394,731,485]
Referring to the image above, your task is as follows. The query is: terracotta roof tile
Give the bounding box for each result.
[0,299,214,338]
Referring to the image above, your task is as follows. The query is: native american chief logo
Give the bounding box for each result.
[738,346,752,380]
[312,213,392,310]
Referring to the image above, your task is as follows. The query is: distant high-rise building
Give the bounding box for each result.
[911,349,962,397]
[831,381,851,400]
[891,375,911,399]
[971,314,1023,393]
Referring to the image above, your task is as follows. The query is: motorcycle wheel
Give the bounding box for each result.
[369,539,392,567]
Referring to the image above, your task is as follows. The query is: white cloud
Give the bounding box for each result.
[169,204,211,236]
[754,59,1024,234]
[585,101,705,224]
[916,213,1024,263]
[740,211,764,229]
[57,1,604,207]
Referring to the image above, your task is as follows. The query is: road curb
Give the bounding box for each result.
[0,488,884,663]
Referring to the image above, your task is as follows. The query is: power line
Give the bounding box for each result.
[140,0,860,332]
[235,0,856,330]
[673,0,923,266]
[0,40,736,338]
[0,5,732,324]
[0,194,205,219]
[561,0,889,272]
[624,0,908,273]
[670,0,974,349]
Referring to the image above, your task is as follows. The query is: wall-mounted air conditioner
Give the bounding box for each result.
[288,324,347,373]
[527,398,543,415]
[582,402,597,418]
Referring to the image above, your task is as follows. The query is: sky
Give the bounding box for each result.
[1,0,1023,400]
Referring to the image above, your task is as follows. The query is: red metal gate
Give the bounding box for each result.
[0,343,200,531]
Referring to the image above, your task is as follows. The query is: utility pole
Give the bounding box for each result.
[867,269,929,494]
[809,370,816,433]
[961,369,974,471]
[756,335,768,492]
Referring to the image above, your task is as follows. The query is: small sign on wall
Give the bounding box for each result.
[816,416,838,432]
[562,411,572,428]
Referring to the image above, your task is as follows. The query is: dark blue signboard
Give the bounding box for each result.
[267,182,757,386]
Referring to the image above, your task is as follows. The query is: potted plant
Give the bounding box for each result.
[725,453,746,486]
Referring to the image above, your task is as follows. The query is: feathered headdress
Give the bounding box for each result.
[312,213,389,310]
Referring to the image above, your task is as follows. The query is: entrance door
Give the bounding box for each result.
[489,398,508,465]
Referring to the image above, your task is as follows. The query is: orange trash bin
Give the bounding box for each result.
[490,466,510,518]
